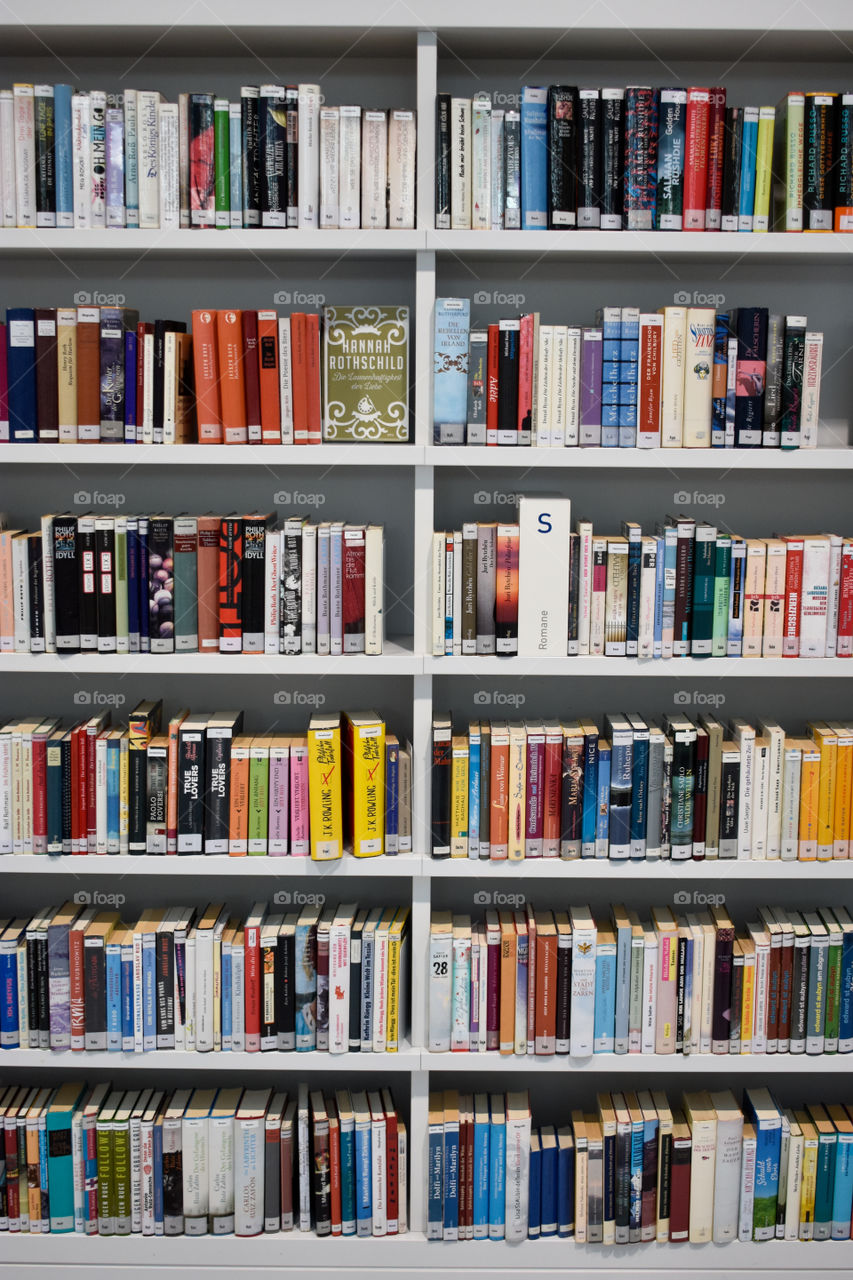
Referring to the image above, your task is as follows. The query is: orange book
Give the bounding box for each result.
[534,909,557,1055]
[216,309,248,443]
[489,721,509,860]
[305,312,322,444]
[192,309,222,442]
[797,736,821,859]
[197,515,221,652]
[290,312,309,443]
[498,911,517,1055]
[166,709,189,853]
[228,736,253,855]
[76,307,101,441]
[257,310,281,442]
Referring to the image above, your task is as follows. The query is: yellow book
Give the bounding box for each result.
[753,106,776,230]
[797,738,821,859]
[386,905,410,1052]
[450,734,469,857]
[795,1109,818,1238]
[507,721,526,861]
[345,711,385,857]
[829,722,853,858]
[307,712,343,860]
[740,935,756,1053]
[808,722,837,860]
[57,307,78,440]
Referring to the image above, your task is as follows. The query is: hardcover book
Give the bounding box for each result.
[322,306,409,443]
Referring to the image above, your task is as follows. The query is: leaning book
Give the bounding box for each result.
[322,305,409,442]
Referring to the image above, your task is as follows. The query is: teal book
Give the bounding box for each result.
[829,1107,853,1239]
[46,1081,86,1232]
[691,523,716,656]
[711,533,731,657]
[432,298,470,444]
[173,516,199,652]
[472,1093,490,1239]
[106,735,121,852]
[744,1087,782,1240]
[593,932,617,1052]
[335,1091,357,1236]
[809,1104,837,1240]
[488,1094,506,1239]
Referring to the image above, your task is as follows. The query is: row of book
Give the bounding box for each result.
[429,713,853,862]
[1,514,385,657]
[2,84,415,231]
[433,299,822,449]
[432,501,853,659]
[427,1087,853,1244]
[0,899,409,1055]
[0,702,411,859]
[428,902,853,1059]
[436,87,853,232]
[0,1080,406,1236]
[1,303,410,445]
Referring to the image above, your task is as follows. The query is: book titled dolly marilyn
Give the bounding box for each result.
[322,305,409,442]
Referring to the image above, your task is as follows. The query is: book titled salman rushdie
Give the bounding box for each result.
[322,305,409,442]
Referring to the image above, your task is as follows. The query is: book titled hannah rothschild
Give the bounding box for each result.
[322,305,409,442]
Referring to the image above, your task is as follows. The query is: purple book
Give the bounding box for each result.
[124,330,137,442]
[625,86,659,230]
[268,743,290,855]
[105,108,125,228]
[579,326,603,446]
[525,731,545,857]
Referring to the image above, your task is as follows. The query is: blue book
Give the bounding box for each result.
[121,932,135,1051]
[728,541,745,655]
[354,1097,373,1237]
[124,331,137,442]
[539,1125,558,1237]
[427,1103,444,1240]
[812,1117,837,1241]
[229,106,242,228]
[468,731,480,857]
[488,1094,506,1240]
[472,1095,490,1239]
[0,926,21,1047]
[831,1114,853,1239]
[384,737,399,855]
[221,945,232,1048]
[598,306,620,448]
[557,1127,574,1237]
[520,86,548,229]
[628,715,649,858]
[106,936,122,1050]
[153,1116,164,1232]
[295,914,318,1050]
[6,308,37,440]
[629,1112,644,1238]
[738,107,759,229]
[142,928,157,1051]
[653,535,666,656]
[46,1082,86,1231]
[743,1088,782,1240]
[433,298,471,444]
[339,1109,356,1235]
[619,307,640,447]
[106,736,120,850]
[595,741,611,857]
[528,1128,542,1239]
[581,724,599,856]
[54,85,74,226]
[443,1098,460,1240]
[46,732,64,854]
[593,936,617,1052]
[606,715,633,859]
[38,1118,49,1225]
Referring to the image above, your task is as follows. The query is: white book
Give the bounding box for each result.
[824,532,842,657]
[576,520,594,654]
[0,90,16,227]
[88,90,106,227]
[429,914,453,1051]
[234,1092,270,1236]
[329,907,354,1054]
[799,332,822,448]
[569,905,596,1056]
[659,307,686,447]
[339,104,361,228]
[682,309,715,442]
[301,523,317,655]
[369,1093,387,1236]
[182,1105,211,1233]
[748,923,769,1053]
[360,109,387,228]
[122,88,139,228]
[517,494,571,656]
[264,529,281,654]
[710,1091,743,1242]
[451,920,471,1050]
[471,94,490,229]
[738,1124,757,1240]
[450,97,472,228]
[800,535,830,656]
[209,1097,237,1234]
[372,913,392,1053]
[731,720,755,858]
[504,1094,531,1242]
[364,524,384,656]
[297,84,321,228]
[136,91,160,229]
[783,1114,804,1240]
[452,528,462,656]
[388,109,416,229]
[277,316,294,443]
[550,325,568,448]
[13,84,35,227]
[72,94,92,228]
[319,106,340,229]
[758,719,785,858]
[752,738,770,859]
[565,326,581,446]
[490,107,505,228]
[12,535,30,652]
[535,324,554,446]
[641,924,658,1053]
[158,102,180,230]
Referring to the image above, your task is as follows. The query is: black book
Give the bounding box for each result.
[176,714,208,854]
[261,920,279,1049]
[281,518,303,654]
[84,935,107,1049]
[155,921,176,1048]
[26,918,42,1047]
[657,1125,672,1225]
[53,514,79,652]
[577,88,602,228]
[547,86,578,228]
[675,932,688,1052]
[602,1122,616,1227]
[277,915,297,1051]
[568,532,580,651]
[614,1114,631,1239]
[204,711,244,853]
[162,1140,184,1233]
[242,512,275,653]
[285,86,299,228]
[641,1118,657,1233]
[152,322,186,444]
[430,713,452,857]
[60,728,74,852]
[435,92,451,229]
[720,106,742,231]
[95,516,117,653]
[729,947,744,1046]
[600,88,625,229]
[555,927,571,1050]
[496,320,519,444]
[36,918,51,1049]
[241,86,261,227]
[148,516,174,653]
[77,514,98,651]
[34,86,56,226]
[710,913,734,1048]
[260,86,287,227]
[128,699,163,856]
[27,532,44,653]
[734,307,768,448]
[348,910,366,1052]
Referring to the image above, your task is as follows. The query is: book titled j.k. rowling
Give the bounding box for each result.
[322,305,409,442]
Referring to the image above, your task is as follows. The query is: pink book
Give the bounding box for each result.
[485,911,501,1052]
[268,739,290,855]
[517,313,534,444]
[0,530,15,649]
[289,739,310,855]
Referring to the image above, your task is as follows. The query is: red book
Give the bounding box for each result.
[4,1112,19,1222]
[257,310,281,442]
[669,1119,691,1241]
[838,541,853,657]
[290,313,308,443]
[191,310,222,443]
[76,307,101,442]
[705,87,726,230]
[197,515,221,652]
[328,1098,342,1235]
[683,87,711,230]
[342,525,366,654]
[243,918,261,1052]
[73,722,87,854]
[542,729,562,855]
[305,313,322,444]
[241,310,262,442]
[486,323,499,445]
[31,726,49,854]
[534,912,557,1054]
[638,315,663,446]
[86,722,102,853]
[517,313,534,439]
[218,516,243,652]
[382,1088,398,1234]
[782,535,804,656]
[494,525,519,655]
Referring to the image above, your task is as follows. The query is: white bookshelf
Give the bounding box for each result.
[1,3,853,1274]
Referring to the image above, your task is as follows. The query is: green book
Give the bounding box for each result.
[173,517,198,652]
[322,305,410,442]
[248,737,271,854]
[214,98,230,228]
[819,907,843,1050]
[711,534,731,657]
[112,1091,138,1236]
[96,1090,123,1236]
[690,523,716,656]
